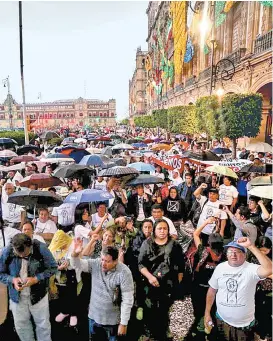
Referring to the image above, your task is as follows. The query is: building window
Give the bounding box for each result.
[0,115,5,120]
[79,113,83,117]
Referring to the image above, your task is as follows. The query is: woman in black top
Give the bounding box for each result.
[138,219,184,341]
[162,186,186,230]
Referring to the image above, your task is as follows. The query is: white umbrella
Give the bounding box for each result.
[249,185,273,200]
[112,143,134,150]
[40,157,75,164]
[0,150,18,158]
[74,138,87,144]
[246,142,272,153]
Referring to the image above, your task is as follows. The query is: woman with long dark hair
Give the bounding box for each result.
[138,219,184,340]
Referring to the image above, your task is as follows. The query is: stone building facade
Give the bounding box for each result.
[145,1,272,143]
[129,47,148,120]
[0,97,116,130]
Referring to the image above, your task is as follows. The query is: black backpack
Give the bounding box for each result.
[187,198,208,227]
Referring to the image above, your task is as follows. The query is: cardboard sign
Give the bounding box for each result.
[203,159,252,172]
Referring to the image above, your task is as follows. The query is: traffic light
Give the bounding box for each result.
[26,115,31,132]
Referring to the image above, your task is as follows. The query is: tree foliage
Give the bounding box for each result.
[120,118,129,125]
[221,93,263,139]
[0,131,35,146]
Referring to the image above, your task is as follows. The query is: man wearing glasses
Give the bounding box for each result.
[0,233,57,341]
[204,237,272,341]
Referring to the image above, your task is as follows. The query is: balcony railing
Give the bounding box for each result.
[185,76,197,88]
[254,30,272,55]
[225,48,246,66]
[198,67,211,81]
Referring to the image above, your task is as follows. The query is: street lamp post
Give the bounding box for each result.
[2,76,13,130]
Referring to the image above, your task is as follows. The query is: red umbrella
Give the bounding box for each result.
[95,136,111,141]
[11,155,39,163]
[143,139,154,144]
[69,133,77,137]
[19,174,64,188]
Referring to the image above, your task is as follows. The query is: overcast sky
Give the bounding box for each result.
[0,1,148,119]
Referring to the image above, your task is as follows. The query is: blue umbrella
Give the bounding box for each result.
[132,142,148,148]
[64,189,113,205]
[46,153,70,159]
[212,148,232,154]
[128,162,155,172]
[79,154,110,166]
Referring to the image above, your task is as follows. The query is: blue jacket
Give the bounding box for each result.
[0,240,57,305]
[178,182,196,201]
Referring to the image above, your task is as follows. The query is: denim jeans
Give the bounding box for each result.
[89,318,118,341]
[10,293,51,341]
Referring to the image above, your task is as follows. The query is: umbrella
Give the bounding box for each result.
[132,142,148,148]
[112,158,127,166]
[182,150,221,161]
[74,138,87,144]
[135,136,145,140]
[151,144,173,151]
[206,165,238,179]
[143,139,154,144]
[61,137,75,145]
[11,155,38,163]
[0,138,17,145]
[40,131,60,141]
[126,139,139,144]
[249,175,273,186]
[109,134,122,139]
[0,150,18,158]
[95,136,111,141]
[46,153,71,159]
[54,164,92,178]
[240,164,272,174]
[128,162,155,172]
[0,163,26,172]
[246,142,272,153]
[126,174,165,186]
[17,145,42,156]
[40,157,75,164]
[79,154,115,168]
[59,147,90,163]
[211,148,232,154]
[8,189,62,208]
[64,189,113,205]
[98,166,139,177]
[249,186,273,200]
[101,146,113,156]
[19,174,64,188]
[112,143,134,150]
[159,140,173,144]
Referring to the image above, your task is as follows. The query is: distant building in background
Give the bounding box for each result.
[129,47,148,121]
[0,97,116,130]
[144,1,272,143]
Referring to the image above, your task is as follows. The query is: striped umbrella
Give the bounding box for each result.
[98,166,139,177]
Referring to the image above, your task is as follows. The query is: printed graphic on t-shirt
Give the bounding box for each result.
[8,204,17,218]
[60,209,68,224]
[226,278,239,304]
[167,201,179,212]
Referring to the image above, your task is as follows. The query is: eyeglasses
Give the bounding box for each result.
[227,250,243,255]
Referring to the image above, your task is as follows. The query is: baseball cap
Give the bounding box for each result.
[224,241,246,253]
[208,188,219,194]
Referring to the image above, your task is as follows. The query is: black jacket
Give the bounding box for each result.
[127,193,152,220]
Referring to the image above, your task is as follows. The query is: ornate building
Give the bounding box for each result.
[145,1,272,143]
[129,47,148,121]
[0,97,116,130]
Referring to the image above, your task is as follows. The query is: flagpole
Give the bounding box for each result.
[19,1,29,144]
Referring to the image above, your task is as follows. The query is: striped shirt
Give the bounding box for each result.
[70,257,134,326]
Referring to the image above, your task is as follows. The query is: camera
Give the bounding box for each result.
[219,204,224,209]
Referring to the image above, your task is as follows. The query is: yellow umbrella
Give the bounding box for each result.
[206,165,238,179]
[151,144,173,151]
[249,186,273,200]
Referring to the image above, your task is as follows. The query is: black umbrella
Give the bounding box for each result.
[182,150,221,161]
[98,166,139,177]
[240,164,272,174]
[54,164,92,178]
[8,189,62,207]
[126,174,165,186]
[112,158,127,166]
[17,144,42,156]
[40,131,60,141]
[0,138,18,145]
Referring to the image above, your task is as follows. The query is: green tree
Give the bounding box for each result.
[0,131,35,145]
[152,109,168,129]
[221,93,263,158]
[195,95,223,142]
[167,105,198,134]
[120,118,129,125]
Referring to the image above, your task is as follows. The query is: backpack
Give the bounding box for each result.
[187,197,208,227]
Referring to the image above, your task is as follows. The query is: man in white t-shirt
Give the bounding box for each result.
[1,183,26,230]
[218,176,238,211]
[194,184,227,243]
[148,204,177,239]
[51,203,77,232]
[34,208,57,243]
[205,238,272,340]
[22,220,46,244]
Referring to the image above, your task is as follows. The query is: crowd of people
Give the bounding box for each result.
[0,130,272,341]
